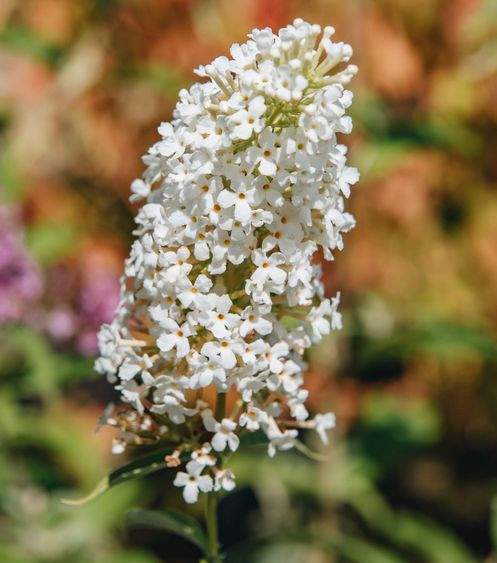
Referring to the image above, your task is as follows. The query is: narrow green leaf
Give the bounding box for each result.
[62,448,172,505]
[349,489,475,563]
[61,476,109,506]
[225,532,404,563]
[126,508,208,554]
[327,534,404,563]
[109,448,172,487]
[394,512,477,563]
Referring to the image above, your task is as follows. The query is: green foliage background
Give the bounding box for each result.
[1,0,497,561]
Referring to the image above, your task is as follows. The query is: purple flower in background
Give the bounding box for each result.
[0,206,120,356]
[76,273,120,355]
[44,265,121,356]
[0,207,43,323]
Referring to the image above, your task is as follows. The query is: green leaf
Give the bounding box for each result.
[225,532,404,563]
[412,321,497,363]
[0,146,24,202]
[349,486,475,563]
[109,448,173,487]
[327,534,404,563]
[62,448,173,505]
[61,476,110,506]
[2,326,60,399]
[1,326,97,396]
[126,508,208,554]
[393,512,476,563]
[0,25,64,66]
[26,221,76,265]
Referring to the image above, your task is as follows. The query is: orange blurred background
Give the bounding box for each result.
[1,1,497,561]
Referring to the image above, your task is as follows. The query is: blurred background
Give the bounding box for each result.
[1,0,497,561]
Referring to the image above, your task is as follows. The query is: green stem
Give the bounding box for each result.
[266,104,283,127]
[202,393,226,561]
[204,493,219,562]
[215,392,226,421]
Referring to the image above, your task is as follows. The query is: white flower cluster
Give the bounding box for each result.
[96,19,359,504]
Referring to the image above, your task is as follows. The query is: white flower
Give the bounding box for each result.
[202,410,240,452]
[274,65,308,102]
[178,274,213,309]
[94,322,123,378]
[97,18,358,503]
[209,229,248,273]
[116,380,148,414]
[237,371,267,402]
[118,353,152,382]
[130,178,150,202]
[263,341,289,374]
[191,444,217,467]
[158,246,192,283]
[256,128,281,176]
[198,294,240,339]
[157,319,193,358]
[288,390,309,421]
[217,179,261,223]
[229,95,266,140]
[308,293,342,342]
[152,389,196,424]
[112,438,126,454]
[239,405,269,431]
[312,412,336,444]
[330,292,343,330]
[237,337,267,365]
[255,176,284,208]
[308,300,332,343]
[268,359,302,392]
[189,353,226,389]
[201,340,238,370]
[267,420,298,457]
[239,305,272,337]
[214,468,236,492]
[337,165,360,198]
[173,461,214,503]
[251,250,287,286]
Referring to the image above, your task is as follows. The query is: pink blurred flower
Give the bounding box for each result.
[0,207,43,323]
[76,273,120,355]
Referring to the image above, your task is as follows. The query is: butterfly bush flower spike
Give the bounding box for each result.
[96,19,359,504]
